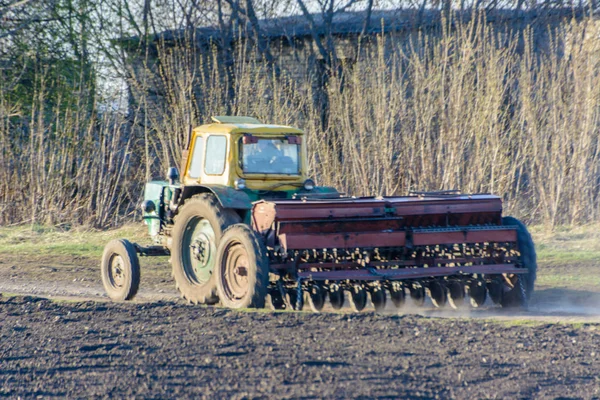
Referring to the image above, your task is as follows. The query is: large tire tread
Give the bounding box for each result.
[171,193,241,305]
[500,216,537,309]
[216,224,269,309]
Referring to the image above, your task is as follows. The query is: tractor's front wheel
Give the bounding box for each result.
[171,194,241,305]
[101,239,140,301]
[215,224,269,309]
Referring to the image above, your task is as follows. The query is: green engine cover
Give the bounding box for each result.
[141,180,339,238]
[143,180,169,237]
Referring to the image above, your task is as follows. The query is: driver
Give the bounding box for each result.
[254,140,281,167]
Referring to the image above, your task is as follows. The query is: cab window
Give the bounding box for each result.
[188,137,204,178]
[204,135,227,175]
[240,138,300,175]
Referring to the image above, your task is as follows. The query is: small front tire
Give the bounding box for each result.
[101,239,140,301]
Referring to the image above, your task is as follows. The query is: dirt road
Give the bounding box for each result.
[1,254,599,323]
[1,254,600,398]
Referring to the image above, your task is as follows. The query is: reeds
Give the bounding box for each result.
[2,16,599,228]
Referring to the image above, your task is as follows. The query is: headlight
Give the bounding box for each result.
[234,178,246,190]
[303,179,315,191]
[141,200,156,213]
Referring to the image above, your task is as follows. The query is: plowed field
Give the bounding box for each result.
[1,225,600,398]
[1,295,599,398]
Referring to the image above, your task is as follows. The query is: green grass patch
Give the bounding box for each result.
[1,221,599,268]
[486,318,596,328]
[488,319,548,327]
[531,223,600,263]
[536,274,600,288]
[0,292,25,298]
[0,224,150,258]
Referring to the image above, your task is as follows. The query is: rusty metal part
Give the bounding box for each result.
[297,264,526,282]
[219,243,250,302]
[411,226,516,246]
[253,195,503,238]
[250,194,531,313]
[279,231,406,250]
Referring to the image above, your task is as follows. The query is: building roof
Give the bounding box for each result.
[148,8,581,45]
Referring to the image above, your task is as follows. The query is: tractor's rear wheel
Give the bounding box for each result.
[171,194,241,305]
[500,216,537,309]
[101,239,140,301]
[215,224,269,309]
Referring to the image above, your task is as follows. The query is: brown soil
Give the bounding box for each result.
[1,254,600,398]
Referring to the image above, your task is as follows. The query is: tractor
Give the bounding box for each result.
[101,116,536,312]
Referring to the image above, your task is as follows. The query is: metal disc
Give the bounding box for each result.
[286,289,304,311]
[409,283,426,307]
[108,255,126,289]
[267,290,286,310]
[446,281,465,309]
[370,287,387,313]
[184,217,217,285]
[487,281,504,304]
[348,285,367,312]
[469,281,487,307]
[220,243,249,302]
[306,283,326,313]
[389,282,406,308]
[328,284,344,310]
[428,281,447,308]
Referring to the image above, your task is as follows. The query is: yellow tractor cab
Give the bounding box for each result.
[182,116,311,193]
[140,116,339,242]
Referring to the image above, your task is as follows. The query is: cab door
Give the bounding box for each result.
[184,135,205,184]
[200,134,229,185]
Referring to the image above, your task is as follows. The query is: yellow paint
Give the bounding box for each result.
[182,117,308,190]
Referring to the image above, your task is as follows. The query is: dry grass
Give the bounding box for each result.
[2,17,600,228]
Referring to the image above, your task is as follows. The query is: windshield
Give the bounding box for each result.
[241,138,300,174]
